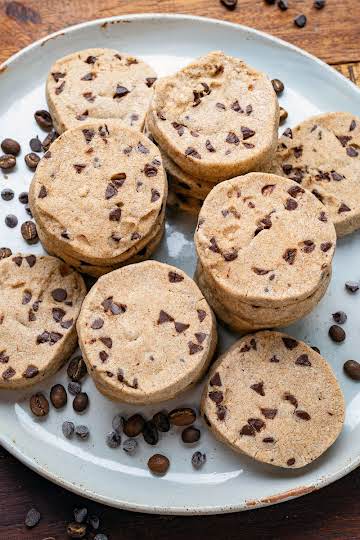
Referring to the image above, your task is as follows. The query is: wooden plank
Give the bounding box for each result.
[335,62,360,86]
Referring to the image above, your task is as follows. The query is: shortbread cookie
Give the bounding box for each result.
[195,173,336,308]
[201,331,344,468]
[0,254,86,389]
[77,261,217,404]
[270,112,360,237]
[29,120,167,266]
[46,48,157,134]
[147,51,279,181]
[167,191,202,215]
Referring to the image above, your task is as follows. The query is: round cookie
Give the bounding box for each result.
[195,173,336,308]
[0,254,86,389]
[46,48,157,134]
[201,331,345,468]
[167,190,203,215]
[147,51,279,181]
[270,112,360,237]
[77,261,217,404]
[29,120,167,266]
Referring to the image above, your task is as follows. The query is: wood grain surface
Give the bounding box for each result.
[1,1,360,539]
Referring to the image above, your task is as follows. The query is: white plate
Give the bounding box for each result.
[1,13,360,515]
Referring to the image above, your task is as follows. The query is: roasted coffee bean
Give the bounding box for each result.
[192,451,207,469]
[271,78,284,95]
[73,392,89,412]
[67,356,87,381]
[75,425,89,440]
[35,109,53,131]
[344,360,360,381]
[25,152,40,169]
[123,438,138,455]
[182,426,201,443]
[68,381,81,395]
[314,0,325,8]
[220,0,237,10]
[169,407,196,426]
[25,507,41,528]
[152,411,170,432]
[0,247,12,259]
[74,507,88,524]
[1,138,20,156]
[112,413,122,433]
[106,430,121,448]
[62,420,75,438]
[123,413,145,437]
[50,383,67,408]
[142,420,159,445]
[21,221,39,244]
[279,107,288,125]
[329,324,346,343]
[0,154,16,170]
[332,311,347,325]
[294,14,307,27]
[30,392,49,417]
[345,281,359,293]
[88,514,100,530]
[147,454,170,475]
[66,521,87,538]
[278,0,288,10]
[18,191,29,204]
[5,214,18,228]
[1,188,14,201]
[30,137,42,152]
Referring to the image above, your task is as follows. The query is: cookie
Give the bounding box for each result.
[77,261,217,404]
[46,48,157,134]
[167,190,203,215]
[0,254,86,389]
[147,51,279,181]
[270,112,360,237]
[195,173,336,310]
[201,331,344,468]
[29,120,167,267]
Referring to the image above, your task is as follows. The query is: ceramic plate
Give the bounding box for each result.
[1,14,360,515]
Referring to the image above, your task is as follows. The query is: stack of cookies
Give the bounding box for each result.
[147,51,279,213]
[194,172,336,331]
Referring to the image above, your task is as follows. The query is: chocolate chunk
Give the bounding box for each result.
[172,122,185,136]
[151,189,160,202]
[205,139,216,152]
[226,132,240,145]
[283,248,297,265]
[209,391,223,404]
[157,310,174,324]
[261,408,277,419]
[319,211,328,222]
[320,241,333,252]
[302,240,315,253]
[174,322,190,333]
[51,288,67,302]
[250,382,265,396]
[283,392,298,408]
[240,424,255,436]
[145,77,157,87]
[185,147,201,159]
[252,267,271,275]
[209,237,221,253]
[216,405,227,421]
[231,100,243,113]
[210,372,222,387]
[223,249,238,262]
[283,128,293,138]
[287,458,296,466]
[82,128,95,143]
[168,271,184,283]
[295,410,311,420]
[248,418,265,432]
[282,337,298,350]
[99,350,109,363]
[188,341,204,355]
[270,355,280,363]
[91,318,104,330]
[197,309,207,322]
[144,163,158,177]
[241,126,255,140]
[338,203,351,213]
[337,135,352,147]
[109,207,121,221]
[295,354,312,366]
[23,365,39,379]
[38,186,48,199]
[349,119,357,131]
[285,198,298,210]
[195,332,207,344]
[346,146,359,157]
[261,184,275,196]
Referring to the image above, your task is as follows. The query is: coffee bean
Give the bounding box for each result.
[67,356,87,381]
[192,451,207,469]
[68,381,81,395]
[111,413,122,433]
[1,188,14,201]
[220,0,237,10]
[88,514,100,530]
[74,507,88,524]
[345,281,359,293]
[106,430,121,448]
[314,0,325,7]
[30,137,42,153]
[34,109,53,131]
[18,191,29,204]
[294,14,307,27]
[147,454,170,475]
[169,407,196,426]
[152,411,170,432]
[278,0,288,10]
[0,154,16,170]
[73,392,89,412]
[332,311,347,325]
[5,214,18,228]
[123,414,145,437]
[25,507,41,528]
[25,204,33,217]
[94,534,108,540]
[182,426,201,443]
[50,383,67,408]
[1,138,20,156]
[62,420,75,438]
[0,247,12,259]
[25,152,40,169]
[30,392,49,417]
[329,324,346,343]
[279,107,288,125]
[123,438,138,455]
[344,360,360,381]
[142,420,159,445]
[75,425,89,440]
[21,221,39,244]
[66,522,87,538]
[271,78,284,95]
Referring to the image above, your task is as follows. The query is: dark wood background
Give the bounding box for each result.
[1,1,360,538]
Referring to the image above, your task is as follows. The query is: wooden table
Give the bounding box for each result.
[0,1,359,538]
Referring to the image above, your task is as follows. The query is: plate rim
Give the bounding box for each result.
[1,12,359,515]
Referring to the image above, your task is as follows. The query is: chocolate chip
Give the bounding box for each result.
[295,410,311,420]
[5,214,18,228]
[51,288,67,302]
[346,146,359,157]
[82,128,95,143]
[169,407,196,426]
[25,152,40,169]
[343,359,360,381]
[100,337,112,349]
[270,355,280,363]
[182,426,200,443]
[42,128,58,150]
[261,184,276,196]
[105,183,117,200]
[252,267,271,275]
[337,135,352,147]
[220,0,237,9]
[240,424,255,436]
[314,0,326,7]
[22,290,32,305]
[294,14,307,27]
[38,185,48,199]
[188,341,203,355]
[320,241,333,252]
[329,324,346,342]
[349,119,357,131]
[345,281,359,293]
[34,109,53,131]
[197,309,207,322]
[168,271,184,283]
[109,207,121,221]
[205,139,216,152]
[231,100,243,112]
[145,77,157,87]
[172,122,185,136]
[332,311,347,324]
[319,211,327,222]
[174,321,190,333]
[185,147,201,159]
[113,85,130,98]
[209,237,221,253]
[148,454,169,475]
[295,354,312,366]
[282,337,298,349]
[151,188,160,202]
[338,202,351,213]
[30,393,49,416]
[248,418,266,432]
[50,383,67,409]
[0,154,16,170]
[284,392,298,408]
[285,198,298,210]
[21,221,38,244]
[283,248,297,265]
[99,350,109,363]
[283,128,293,138]
[261,408,277,419]
[1,188,14,201]
[23,365,38,378]
[271,78,284,95]
[209,391,223,404]
[210,372,222,386]
[241,126,255,140]
[302,240,315,253]
[331,171,344,182]
[226,131,240,145]
[250,382,265,396]
[287,457,296,466]
[1,138,20,156]
[143,420,159,445]
[73,392,89,413]
[216,102,226,110]
[67,356,87,382]
[158,310,174,324]
[25,508,41,528]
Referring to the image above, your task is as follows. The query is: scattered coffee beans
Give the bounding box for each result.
[30,392,49,417]
[30,137,42,152]
[66,522,87,538]
[1,138,20,156]
[279,107,288,125]
[18,191,28,204]
[220,0,237,10]
[345,281,359,293]
[332,311,347,324]
[142,420,159,445]
[153,411,170,432]
[192,451,207,469]
[25,507,41,528]
[25,152,40,169]
[0,154,16,170]
[1,188,14,201]
[148,454,170,475]
[50,383,67,408]
[73,392,89,412]
[62,420,75,439]
[271,78,284,95]
[67,356,87,381]
[169,407,196,426]
[5,214,18,228]
[75,425,89,440]
[182,426,201,443]
[68,381,81,395]
[329,324,346,343]
[344,360,360,381]
[314,0,325,8]
[74,507,88,524]
[294,14,307,27]
[123,413,145,437]
[21,220,39,244]
[0,247,12,259]
[123,438,138,455]
[34,109,53,131]
[106,430,121,448]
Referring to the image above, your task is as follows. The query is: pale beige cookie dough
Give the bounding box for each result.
[201,331,344,468]
[77,261,217,404]
[29,120,167,267]
[270,112,360,237]
[0,254,86,389]
[46,48,157,133]
[147,51,279,181]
